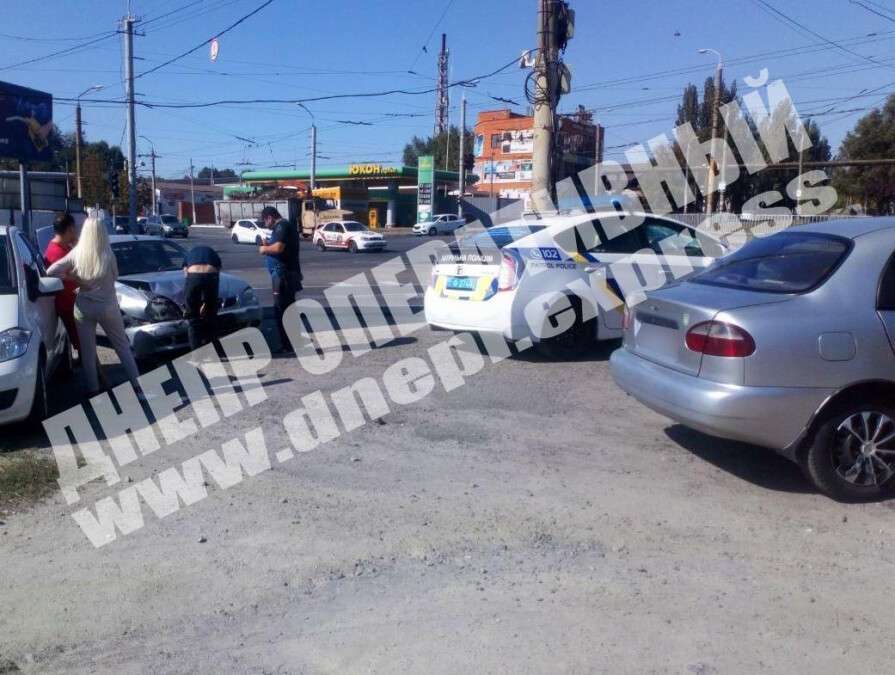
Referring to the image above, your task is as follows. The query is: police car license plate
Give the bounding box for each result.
[446,276,477,291]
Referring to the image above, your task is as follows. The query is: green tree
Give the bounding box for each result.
[403,126,477,178]
[197,166,238,182]
[834,94,895,213]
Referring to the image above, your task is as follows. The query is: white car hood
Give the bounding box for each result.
[0,294,20,332]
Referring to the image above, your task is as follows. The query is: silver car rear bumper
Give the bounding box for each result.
[610,348,834,458]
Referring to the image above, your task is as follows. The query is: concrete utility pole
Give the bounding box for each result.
[434,33,450,135]
[699,48,723,216]
[532,0,571,212]
[458,94,467,218]
[310,124,317,192]
[139,135,157,215]
[189,159,197,224]
[76,85,104,200]
[124,15,138,227]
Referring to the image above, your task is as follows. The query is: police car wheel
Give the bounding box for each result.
[428,227,437,236]
[316,240,326,251]
[533,297,594,359]
[348,241,359,253]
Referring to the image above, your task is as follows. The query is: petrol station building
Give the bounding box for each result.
[239,164,461,228]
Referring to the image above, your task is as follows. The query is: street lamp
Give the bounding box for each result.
[698,48,723,215]
[297,103,317,192]
[75,84,104,200]
[139,135,157,215]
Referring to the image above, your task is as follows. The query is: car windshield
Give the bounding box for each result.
[691,232,850,293]
[114,216,129,225]
[161,216,179,224]
[343,222,366,232]
[0,235,14,294]
[112,240,186,275]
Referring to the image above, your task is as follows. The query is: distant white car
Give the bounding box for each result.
[424,211,727,357]
[0,225,69,425]
[313,220,386,253]
[231,218,269,245]
[413,213,464,236]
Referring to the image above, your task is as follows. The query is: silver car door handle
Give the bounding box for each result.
[584,265,603,274]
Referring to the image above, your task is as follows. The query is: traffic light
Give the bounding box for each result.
[108,167,119,199]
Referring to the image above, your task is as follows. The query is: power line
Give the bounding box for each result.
[136,0,277,79]
[0,31,118,72]
[408,0,457,72]
[751,0,891,70]
[55,54,524,109]
[849,0,895,23]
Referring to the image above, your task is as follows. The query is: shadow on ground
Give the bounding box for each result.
[665,424,813,494]
[510,338,621,364]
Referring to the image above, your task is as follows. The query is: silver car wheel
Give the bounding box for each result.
[833,411,895,486]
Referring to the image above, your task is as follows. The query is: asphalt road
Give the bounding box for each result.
[181,227,435,308]
[3,226,895,672]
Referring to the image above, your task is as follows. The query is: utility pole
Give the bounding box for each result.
[310,124,317,192]
[75,84,104,201]
[699,48,723,216]
[458,94,467,218]
[434,33,449,135]
[139,135,157,215]
[531,0,572,212]
[124,15,138,227]
[189,159,197,224]
[74,104,83,200]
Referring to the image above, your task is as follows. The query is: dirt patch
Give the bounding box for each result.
[0,453,58,516]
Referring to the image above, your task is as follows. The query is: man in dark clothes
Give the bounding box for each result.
[258,206,302,354]
[183,245,222,350]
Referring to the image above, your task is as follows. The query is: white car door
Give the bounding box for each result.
[13,232,61,361]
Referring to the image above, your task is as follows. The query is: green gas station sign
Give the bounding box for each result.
[416,155,434,223]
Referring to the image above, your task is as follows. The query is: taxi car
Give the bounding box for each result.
[313,220,386,253]
[424,211,726,357]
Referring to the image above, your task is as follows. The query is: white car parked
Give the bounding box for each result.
[424,211,727,357]
[413,213,464,236]
[0,226,69,425]
[231,218,269,245]
[313,221,386,253]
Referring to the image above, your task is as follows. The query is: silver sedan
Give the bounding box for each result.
[109,236,262,359]
[610,218,895,501]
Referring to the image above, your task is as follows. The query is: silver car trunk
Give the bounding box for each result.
[626,281,787,375]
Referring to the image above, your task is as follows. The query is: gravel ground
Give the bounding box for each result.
[1,326,894,674]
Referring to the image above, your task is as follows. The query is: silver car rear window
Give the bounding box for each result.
[691,232,850,294]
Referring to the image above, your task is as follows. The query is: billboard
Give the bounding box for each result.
[477,159,533,183]
[416,155,434,223]
[0,81,53,162]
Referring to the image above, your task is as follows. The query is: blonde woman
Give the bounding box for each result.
[46,217,140,395]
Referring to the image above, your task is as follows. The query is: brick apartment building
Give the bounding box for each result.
[471,107,601,200]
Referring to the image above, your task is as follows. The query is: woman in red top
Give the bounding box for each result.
[44,212,80,352]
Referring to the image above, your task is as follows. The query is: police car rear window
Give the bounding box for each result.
[443,225,546,264]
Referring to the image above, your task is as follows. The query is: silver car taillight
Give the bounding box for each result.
[685,321,755,358]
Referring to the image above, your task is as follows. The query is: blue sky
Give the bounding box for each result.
[2,0,893,178]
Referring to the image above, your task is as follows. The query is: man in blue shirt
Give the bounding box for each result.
[258,206,302,354]
[183,245,222,350]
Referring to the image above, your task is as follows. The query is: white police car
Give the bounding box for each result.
[424,211,727,357]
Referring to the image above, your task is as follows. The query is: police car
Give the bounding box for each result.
[424,211,727,357]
